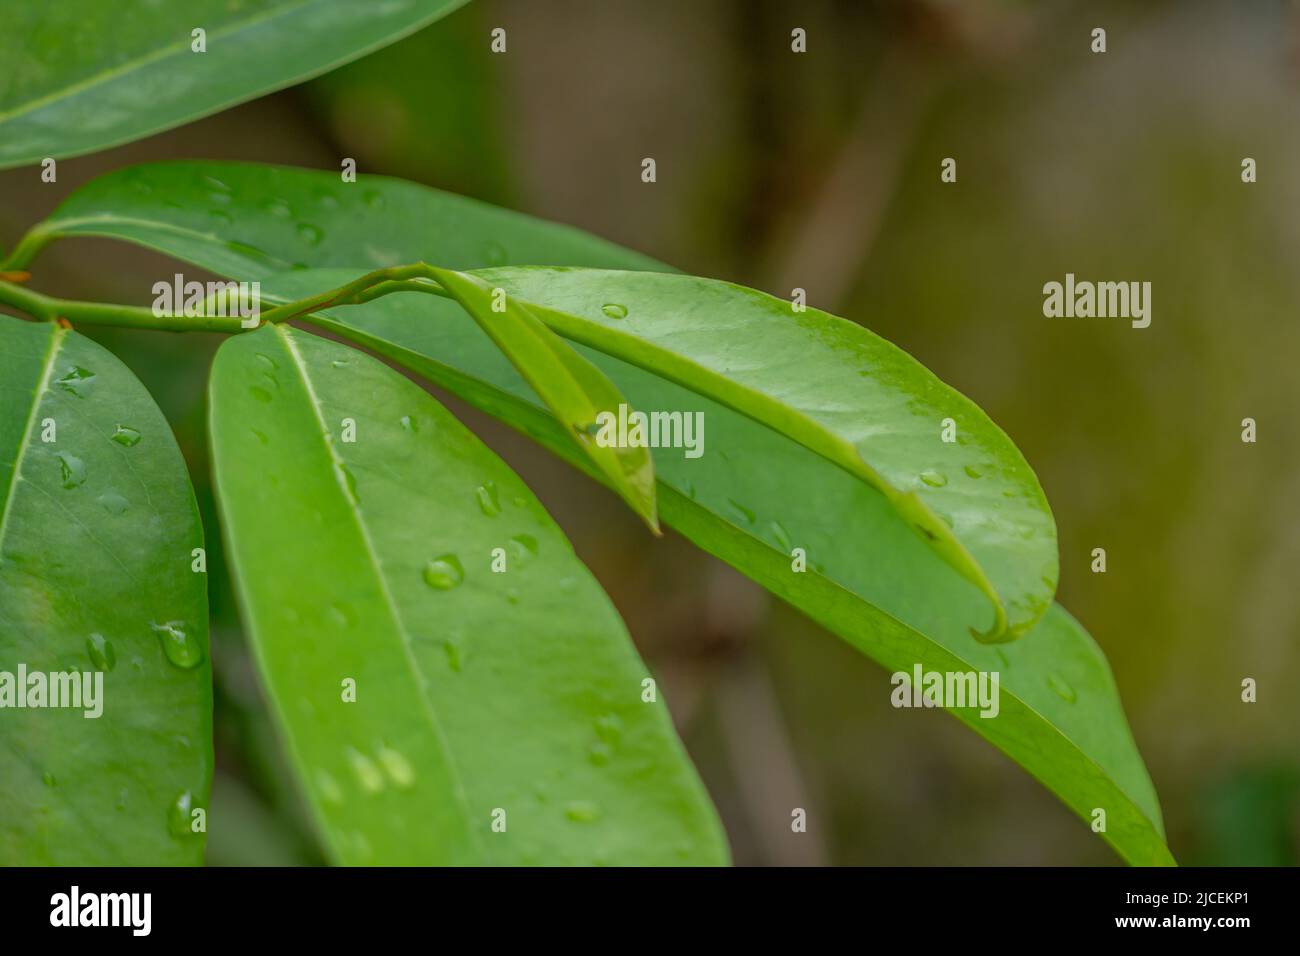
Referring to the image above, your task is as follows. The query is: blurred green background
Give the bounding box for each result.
[2,0,1297,865]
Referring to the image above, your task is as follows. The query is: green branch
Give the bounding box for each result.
[0,264,451,334]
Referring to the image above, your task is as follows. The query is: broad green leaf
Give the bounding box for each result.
[25,160,1170,863]
[430,267,657,530]
[442,266,1056,640]
[208,323,726,865]
[0,314,211,864]
[0,0,468,169]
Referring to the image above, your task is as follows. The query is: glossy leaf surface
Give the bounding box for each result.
[0,1,468,169]
[0,315,211,864]
[208,324,726,864]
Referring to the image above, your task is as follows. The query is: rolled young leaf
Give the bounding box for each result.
[439,266,1057,640]
[0,0,468,169]
[208,323,726,864]
[0,315,211,864]
[429,267,658,531]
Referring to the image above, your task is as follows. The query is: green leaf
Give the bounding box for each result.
[0,0,468,169]
[429,267,658,530]
[208,323,726,865]
[3,159,662,272]
[441,266,1056,640]
[0,314,211,864]
[25,160,1170,864]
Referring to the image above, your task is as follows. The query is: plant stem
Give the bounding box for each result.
[0,225,54,272]
[257,264,450,323]
[0,263,453,333]
[0,278,249,332]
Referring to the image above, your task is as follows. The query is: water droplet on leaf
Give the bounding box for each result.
[54,366,95,397]
[86,633,116,671]
[56,452,86,489]
[565,801,601,823]
[168,791,196,837]
[508,534,538,564]
[423,554,464,590]
[152,621,203,669]
[601,303,629,319]
[111,425,141,447]
[476,482,501,516]
[97,491,128,515]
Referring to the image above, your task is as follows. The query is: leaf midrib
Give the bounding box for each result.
[275,324,483,861]
[0,323,63,563]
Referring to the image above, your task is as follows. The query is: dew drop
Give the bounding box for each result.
[399,414,418,432]
[56,452,86,489]
[442,633,467,672]
[251,428,269,445]
[506,588,520,605]
[508,534,539,564]
[260,197,293,218]
[327,602,355,629]
[768,520,793,552]
[363,190,385,209]
[565,801,601,823]
[377,746,416,789]
[587,743,612,766]
[111,425,141,447]
[345,747,385,794]
[482,240,507,266]
[316,770,344,805]
[86,633,117,672]
[209,209,233,225]
[601,303,629,319]
[594,713,624,743]
[1047,672,1077,703]
[297,223,323,246]
[151,621,203,669]
[249,385,273,404]
[423,554,464,590]
[97,491,128,515]
[54,366,95,397]
[963,465,982,479]
[726,498,756,525]
[919,470,948,488]
[202,174,231,193]
[42,772,56,788]
[168,790,196,837]
[476,482,501,516]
